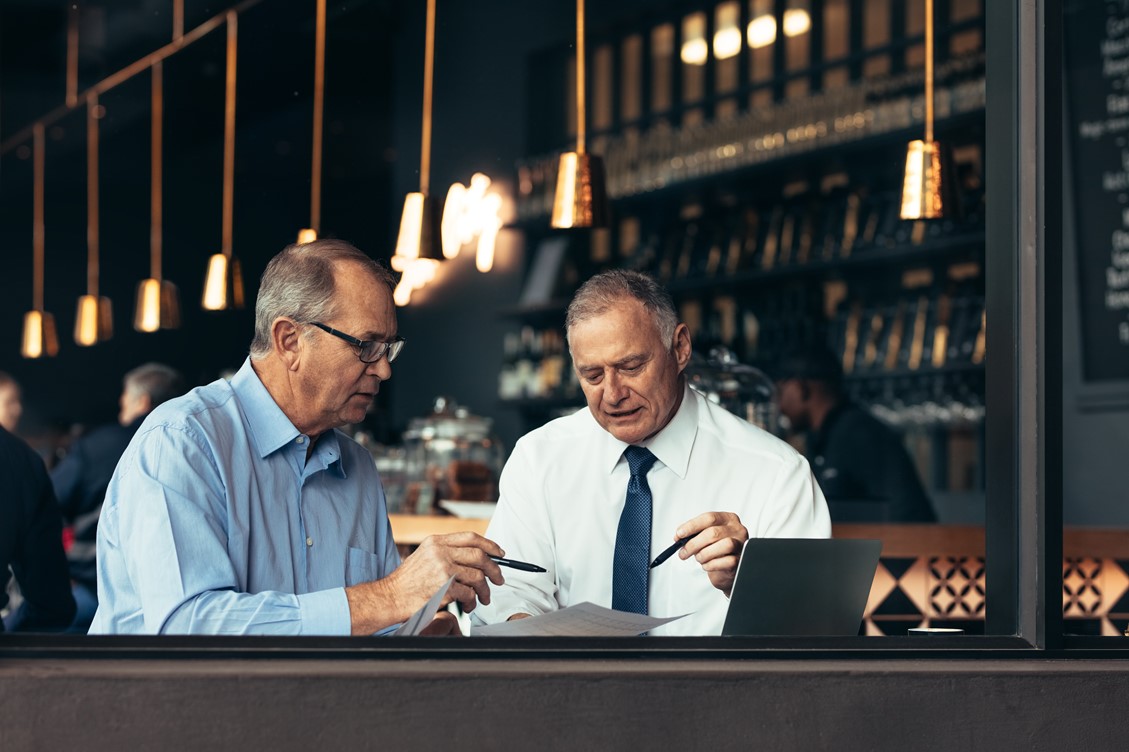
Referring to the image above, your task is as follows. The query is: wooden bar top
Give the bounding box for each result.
[390,515,1129,558]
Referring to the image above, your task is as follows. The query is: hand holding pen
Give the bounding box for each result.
[649,512,749,596]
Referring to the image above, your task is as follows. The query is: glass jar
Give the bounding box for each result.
[399,396,506,514]
[685,347,780,434]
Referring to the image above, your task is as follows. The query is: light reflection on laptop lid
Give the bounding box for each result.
[721,538,882,636]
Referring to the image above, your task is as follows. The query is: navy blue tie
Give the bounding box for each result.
[613,445,658,615]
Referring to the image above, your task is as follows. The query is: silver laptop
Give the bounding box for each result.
[721,538,882,636]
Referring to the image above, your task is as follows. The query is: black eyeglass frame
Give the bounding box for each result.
[306,321,405,364]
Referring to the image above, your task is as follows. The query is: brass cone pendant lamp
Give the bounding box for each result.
[298,0,327,244]
[551,0,608,229]
[392,0,443,306]
[900,0,955,220]
[135,61,181,332]
[22,124,59,358]
[203,11,245,311]
[75,95,113,346]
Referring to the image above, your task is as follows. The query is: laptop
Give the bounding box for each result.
[721,538,882,636]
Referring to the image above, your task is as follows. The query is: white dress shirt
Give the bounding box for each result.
[474,385,831,636]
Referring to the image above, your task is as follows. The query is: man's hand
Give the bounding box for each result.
[673,512,749,596]
[419,610,462,636]
[345,531,505,635]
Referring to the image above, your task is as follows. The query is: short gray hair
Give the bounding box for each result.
[123,363,186,407]
[565,269,679,347]
[249,239,395,360]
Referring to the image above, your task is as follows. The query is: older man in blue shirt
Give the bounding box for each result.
[90,240,505,635]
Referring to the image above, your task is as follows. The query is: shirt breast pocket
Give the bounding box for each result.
[345,546,384,586]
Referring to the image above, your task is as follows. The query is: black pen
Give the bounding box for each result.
[489,555,547,573]
[649,535,695,569]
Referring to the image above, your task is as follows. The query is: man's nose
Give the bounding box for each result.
[367,356,393,381]
[603,372,629,404]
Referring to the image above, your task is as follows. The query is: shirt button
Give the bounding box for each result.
[296,436,306,445]
[306,537,313,547]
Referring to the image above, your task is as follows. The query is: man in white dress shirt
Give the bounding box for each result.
[475,270,831,635]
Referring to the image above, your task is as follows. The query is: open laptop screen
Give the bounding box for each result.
[721,538,882,636]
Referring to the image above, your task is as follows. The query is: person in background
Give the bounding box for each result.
[0,426,75,633]
[474,270,830,636]
[0,371,23,433]
[773,344,937,523]
[51,363,186,632]
[90,239,505,636]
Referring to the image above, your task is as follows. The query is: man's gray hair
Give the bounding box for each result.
[565,269,679,347]
[249,239,394,360]
[123,363,186,407]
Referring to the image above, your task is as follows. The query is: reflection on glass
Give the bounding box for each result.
[715,1,741,95]
[651,23,674,113]
[593,44,613,130]
[748,0,775,109]
[621,34,643,123]
[863,0,892,78]
[681,12,708,66]
[905,0,926,70]
[784,0,811,99]
[950,0,982,55]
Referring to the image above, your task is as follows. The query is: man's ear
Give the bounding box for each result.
[672,323,693,372]
[272,318,303,371]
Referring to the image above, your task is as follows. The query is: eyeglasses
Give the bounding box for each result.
[306,322,405,364]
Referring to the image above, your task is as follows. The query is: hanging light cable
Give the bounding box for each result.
[391,0,443,306]
[135,60,181,332]
[74,94,113,346]
[551,0,608,229]
[202,11,245,311]
[900,0,954,220]
[21,124,60,359]
[298,0,327,244]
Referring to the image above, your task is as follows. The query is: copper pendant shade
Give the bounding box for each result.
[22,311,59,359]
[900,140,956,220]
[203,12,245,311]
[135,60,181,332]
[900,0,950,220]
[550,0,609,229]
[21,123,59,359]
[551,151,609,229]
[395,192,444,263]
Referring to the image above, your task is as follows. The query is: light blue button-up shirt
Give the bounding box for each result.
[89,358,400,635]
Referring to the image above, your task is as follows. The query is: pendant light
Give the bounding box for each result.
[135,61,181,332]
[75,95,113,346]
[391,0,443,306]
[298,0,327,244]
[550,0,608,229]
[21,124,60,359]
[202,11,245,311]
[900,0,954,220]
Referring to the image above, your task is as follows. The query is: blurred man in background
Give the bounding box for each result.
[774,344,936,523]
[51,363,186,632]
[0,371,22,433]
[1,426,75,633]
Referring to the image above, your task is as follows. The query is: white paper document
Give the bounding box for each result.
[391,575,455,636]
[471,602,689,637]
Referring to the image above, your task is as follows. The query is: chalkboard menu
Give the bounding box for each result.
[1065,0,1129,383]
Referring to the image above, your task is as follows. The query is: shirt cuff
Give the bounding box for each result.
[297,588,351,636]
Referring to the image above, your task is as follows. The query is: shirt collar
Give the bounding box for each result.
[229,358,346,477]
[597,382,698,479]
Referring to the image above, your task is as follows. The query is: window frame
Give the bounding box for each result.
[1,0,1092,661]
